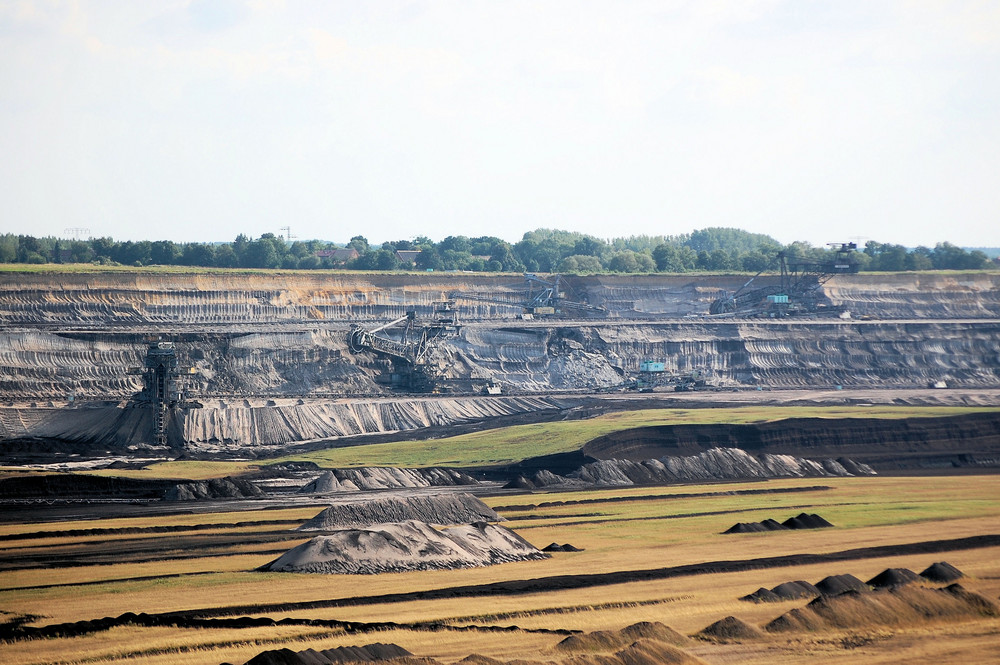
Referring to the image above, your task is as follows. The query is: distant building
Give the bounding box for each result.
[316,248,359,264]
[395,250,422,265]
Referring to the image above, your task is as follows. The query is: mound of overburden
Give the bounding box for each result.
[743,580,820,603]
[513,448,875,489]
[297,494,502,531]
[765,584,999,633]
[556,621,689,652]
[696,616,765,642]
[164,476,264,501]
[867,568,922,588]
[921,561,965,583]
[724,513,834,534]
[299,467,479,493]
[260,520,548,574]
[458,638,705,665]
[815,574,867,596]
[241,642,413,664]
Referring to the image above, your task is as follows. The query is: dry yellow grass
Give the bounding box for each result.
[1,475,998,664]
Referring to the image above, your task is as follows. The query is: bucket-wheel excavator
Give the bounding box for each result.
[449,273,606,318]
[709,243,859,317]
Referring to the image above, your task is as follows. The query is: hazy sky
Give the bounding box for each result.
[2,1,998,247]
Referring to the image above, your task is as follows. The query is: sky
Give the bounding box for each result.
[1,1,999,248]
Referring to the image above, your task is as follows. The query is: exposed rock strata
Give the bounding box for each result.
[260,520,548,574]
[298,467,480,493]
[0,396,570,452]
[514,447,874,489]
[164,477,265,501]
[297,494,501,530]
[583,413,1000,470]
[3,271,999,325]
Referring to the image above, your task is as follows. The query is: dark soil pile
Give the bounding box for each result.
[297,494,501,530]
[782,513,834,529]
[742,580,822,603]
[609,639,705,665]
[740,587,782,603]
[866,568,921,588]
[723,519,788,534]
[724,513,832,534]
[765,584,1000,633]
[620,621,689,646]
[921,561,964,583]
[557,621,688,652]
[772,581,821,600]
[696,615,764,642]
[240,642,413,664]
[815,574,867,596]
[164,477,264,501]
[542,543,584,552]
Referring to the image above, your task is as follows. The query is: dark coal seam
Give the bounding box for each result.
[493,485,834,511]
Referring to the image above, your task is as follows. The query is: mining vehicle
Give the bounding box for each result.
[450,273,606,318]
[708,243,859,317]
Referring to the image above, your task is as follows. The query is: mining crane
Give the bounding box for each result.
[709,243,859,316]
[450,273,606,317]
[347,311,429,365]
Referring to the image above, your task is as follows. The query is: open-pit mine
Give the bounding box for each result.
[1,269,998,665]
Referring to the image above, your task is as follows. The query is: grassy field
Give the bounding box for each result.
[1,474,998,664]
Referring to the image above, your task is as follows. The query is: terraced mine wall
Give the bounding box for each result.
[3,320,998,402]
[1,270,999,451]
[3,271,1000,324]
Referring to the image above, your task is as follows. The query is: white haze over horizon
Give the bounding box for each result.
[1,1,998,249]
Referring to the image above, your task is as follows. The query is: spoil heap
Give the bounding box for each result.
[765,584,999,633]
[921,561,965,583]
[241,643,413,665]
[261,520,547,574]
[724,513,834,534]
[299,468,480,493]
[866,567,922,589]
[511,448,874,489]
[297,494,502,530]
[164,477,264,501]
[696,616,765,642]
[556,621,689,652]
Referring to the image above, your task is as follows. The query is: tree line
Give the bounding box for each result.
[0,228,993,273]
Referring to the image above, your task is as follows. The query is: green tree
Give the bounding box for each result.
[244,236,280,268]
[151,240,180,265]
[0,235,18,262]
[180,243,215,266]
[348,235,370,253]
[215,244,238,268]
[608,251,639,272]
